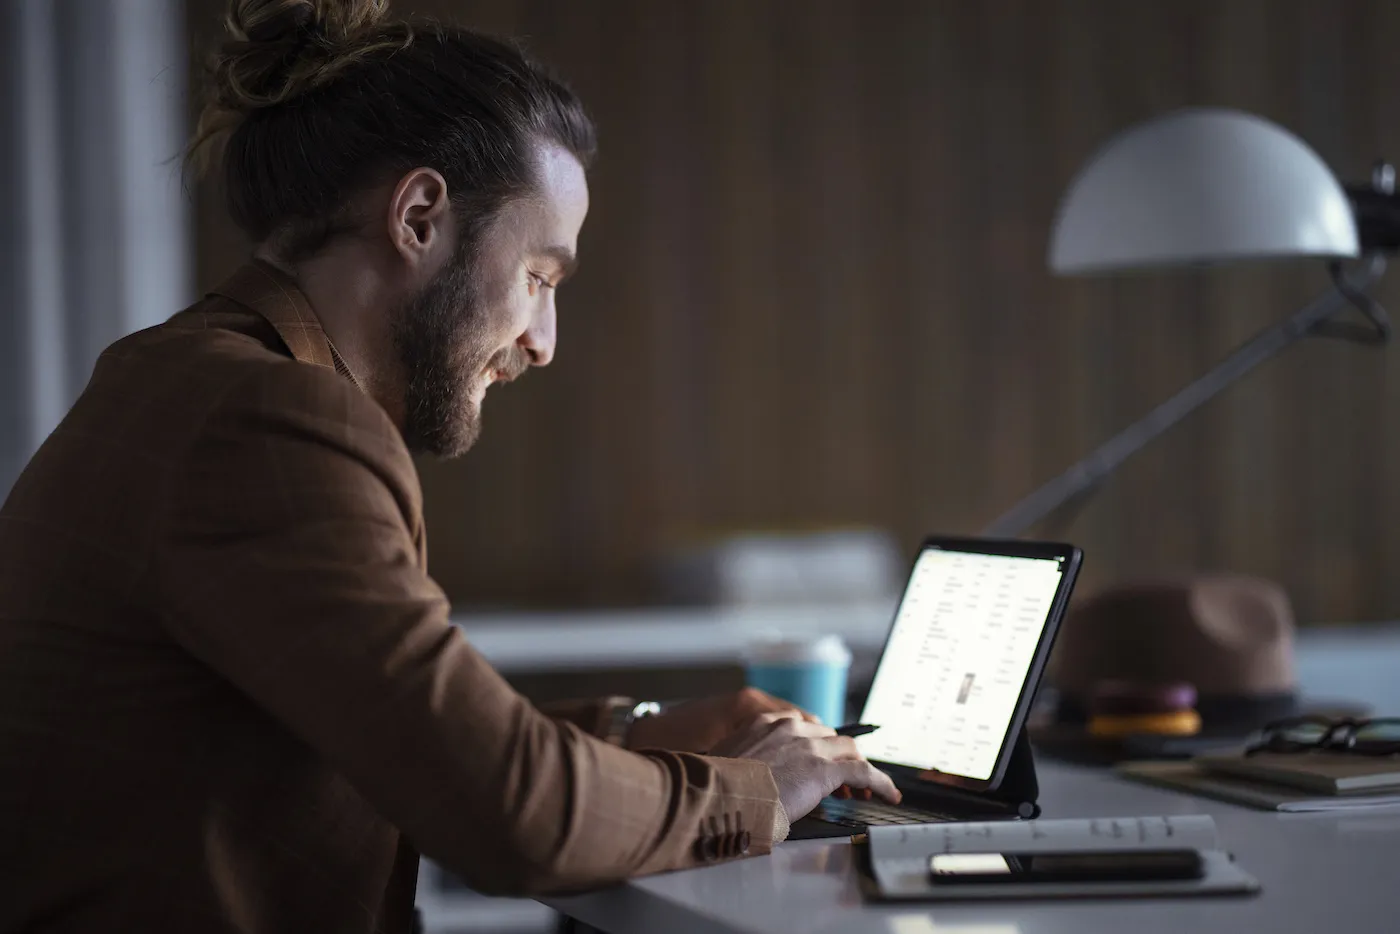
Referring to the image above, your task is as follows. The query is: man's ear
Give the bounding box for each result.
[386,167,451,269]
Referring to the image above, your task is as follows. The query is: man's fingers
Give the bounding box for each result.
[830,760,902,805]
[791,720,836,738]
[811,734,861,760]
[740,688,818,721]
[757,711,834,739]
[756,709,800,722]
[756,709,804,732]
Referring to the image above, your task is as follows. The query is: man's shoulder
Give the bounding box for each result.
[92,302,424,530]
[101,302,398,445]
[63,299,419,511]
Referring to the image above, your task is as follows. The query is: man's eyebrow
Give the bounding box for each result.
[539,244,579,280]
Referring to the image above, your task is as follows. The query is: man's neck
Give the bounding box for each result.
[252,245,407,429]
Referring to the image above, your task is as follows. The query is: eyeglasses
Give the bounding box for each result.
[1245,716,1400,757]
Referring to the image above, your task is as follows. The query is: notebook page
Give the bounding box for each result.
[867,815,1219,858]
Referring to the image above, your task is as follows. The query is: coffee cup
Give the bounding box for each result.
[742,633,852,727]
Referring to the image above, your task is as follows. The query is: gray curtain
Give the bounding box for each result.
[0,0,192,495]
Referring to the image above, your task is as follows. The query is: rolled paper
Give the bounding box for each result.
[1087,709,1203,737]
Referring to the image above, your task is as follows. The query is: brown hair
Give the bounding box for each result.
[189,0,596,260]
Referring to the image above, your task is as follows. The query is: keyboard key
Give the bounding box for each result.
[812,797,955,828]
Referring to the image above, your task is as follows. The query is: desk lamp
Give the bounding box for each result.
[985,108,1398,538]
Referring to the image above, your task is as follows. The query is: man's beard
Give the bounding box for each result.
[392,250,513,458]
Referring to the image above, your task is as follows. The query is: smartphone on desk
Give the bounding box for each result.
[929,849,1204,884]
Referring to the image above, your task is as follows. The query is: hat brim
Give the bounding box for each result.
[1030,695,1371,766]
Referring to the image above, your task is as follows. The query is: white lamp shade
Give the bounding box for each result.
[1050,107,1359,274]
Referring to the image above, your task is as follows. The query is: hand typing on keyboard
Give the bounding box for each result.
[814,797,954,826]
[832,784,875,801]
[710,711,902,830]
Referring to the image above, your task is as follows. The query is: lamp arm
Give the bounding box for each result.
[982,254,1390,539]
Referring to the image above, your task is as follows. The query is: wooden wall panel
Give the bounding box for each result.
[186,0,1400,622]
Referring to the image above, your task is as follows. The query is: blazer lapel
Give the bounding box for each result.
[210,261,425,565]
[210,261,367,397]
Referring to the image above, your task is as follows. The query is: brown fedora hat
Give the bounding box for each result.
[1031,574,1367,762]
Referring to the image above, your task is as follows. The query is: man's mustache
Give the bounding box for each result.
[490,348,531,383]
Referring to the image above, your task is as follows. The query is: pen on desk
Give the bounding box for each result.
[834,723,880,737]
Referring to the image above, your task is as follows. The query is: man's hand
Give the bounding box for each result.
[625,687,820,754]
[709,711,901,823]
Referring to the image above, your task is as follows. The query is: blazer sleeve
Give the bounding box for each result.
[149,362,781,895]
[536,698,620,739]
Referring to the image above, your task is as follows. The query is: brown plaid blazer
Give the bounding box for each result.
[0,262,781,934]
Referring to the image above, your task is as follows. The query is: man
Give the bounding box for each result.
[0,2,898,932]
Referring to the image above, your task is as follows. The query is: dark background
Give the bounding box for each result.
[187,0,1400,623]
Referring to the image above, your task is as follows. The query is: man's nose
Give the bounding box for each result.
[519,298,556,367]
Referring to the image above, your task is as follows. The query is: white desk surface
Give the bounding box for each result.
[545,760,1400,934]
[451,610,1400,933]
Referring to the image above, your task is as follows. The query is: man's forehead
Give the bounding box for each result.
[480,195,557,244]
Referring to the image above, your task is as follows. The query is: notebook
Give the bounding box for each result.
[863,814,1259,901]
[1195,750,1400,795]
[1118,760,1400,813]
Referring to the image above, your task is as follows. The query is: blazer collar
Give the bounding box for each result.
[209,261,364,391]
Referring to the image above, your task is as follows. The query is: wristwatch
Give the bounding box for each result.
[604,698,663,746]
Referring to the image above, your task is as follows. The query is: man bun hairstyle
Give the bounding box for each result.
[195,0,406,124]
[189,0,596,260]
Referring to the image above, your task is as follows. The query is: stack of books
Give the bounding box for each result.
[1120,750,1400,812]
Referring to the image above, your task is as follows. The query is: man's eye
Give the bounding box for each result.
[529,273,554,291]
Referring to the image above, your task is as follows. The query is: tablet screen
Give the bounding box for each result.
[855,546,1066,781]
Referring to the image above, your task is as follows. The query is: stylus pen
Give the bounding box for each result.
[834,723,880,737]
